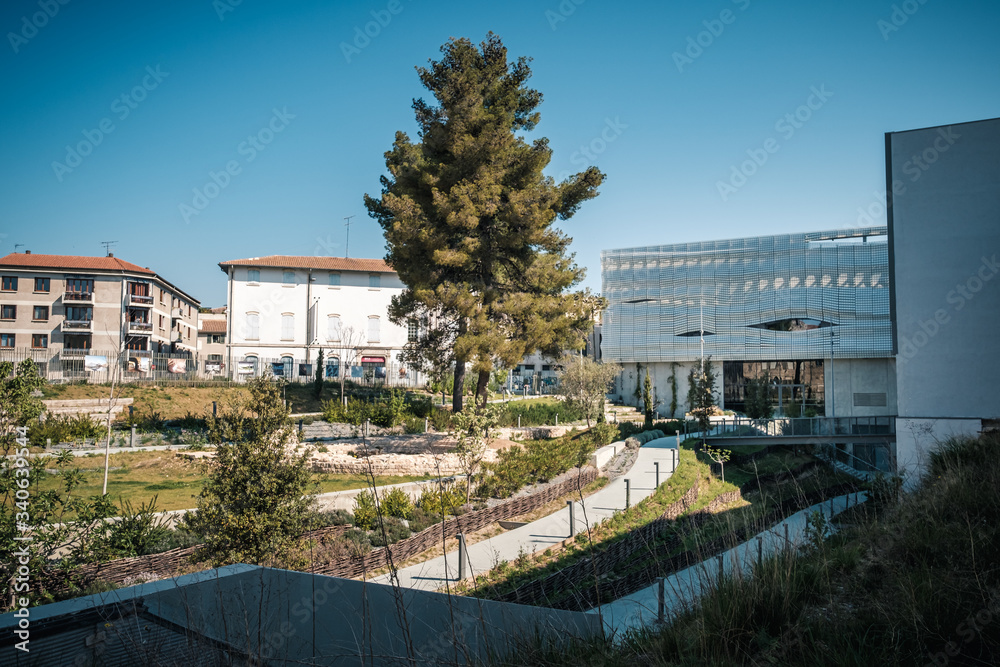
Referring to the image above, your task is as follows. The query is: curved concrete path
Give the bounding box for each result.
[588,490,869,636]
[371,439,679,592]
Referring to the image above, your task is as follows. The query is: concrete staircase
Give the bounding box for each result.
[43,398,134,422]
[816,452,878,482]
[605,402,645,424]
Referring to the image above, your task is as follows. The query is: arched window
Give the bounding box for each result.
[367,316,380,343]
[327,315,342,342]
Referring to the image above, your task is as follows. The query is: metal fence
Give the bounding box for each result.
[700,415,896,439]
[0,347,228,385]
[234,354,425,388]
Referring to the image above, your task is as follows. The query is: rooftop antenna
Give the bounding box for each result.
[101,240,118,256]
[14,244,24,253]
[343,216,355,258]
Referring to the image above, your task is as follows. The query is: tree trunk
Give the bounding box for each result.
[475,370,490,408]
[453,361,466,413]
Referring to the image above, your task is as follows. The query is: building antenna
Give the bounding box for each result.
[343,216,355,258]
[101,240,118,256]
[14,244,24,253]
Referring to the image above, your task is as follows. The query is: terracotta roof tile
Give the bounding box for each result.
[218,255,393,273]
[0,253,155,275]
[199,319,227,333]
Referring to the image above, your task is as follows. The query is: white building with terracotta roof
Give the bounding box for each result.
[0,251,200,375]
[218,255,419,384]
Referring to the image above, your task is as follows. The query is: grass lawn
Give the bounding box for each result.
[26,450,435,515]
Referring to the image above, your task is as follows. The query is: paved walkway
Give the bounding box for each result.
[371,440,679,591]
[588,491,870,636]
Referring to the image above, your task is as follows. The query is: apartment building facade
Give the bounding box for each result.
[0,252,200,378]
[218,255,418,383]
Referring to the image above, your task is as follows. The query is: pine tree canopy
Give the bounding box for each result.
[365,33,605,409]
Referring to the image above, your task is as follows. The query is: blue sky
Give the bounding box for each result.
[1,0,998,306]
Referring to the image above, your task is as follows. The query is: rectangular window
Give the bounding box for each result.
[327,315,342,341]
[329,272,341,286]
[0,305,15,320]
[283,271,295,285]
[282,314,294,340]
[0,333,14,347]
[208,353,223,362]
[407,318,418,342]
[369,274,381,289]
[367,316,380,342]
[33,306,48,321]
[1,276,17,291]
[247,269,260,283]
[64,334,91,350]
[126,337,148,351]
[65,278,94,299]
[34,277,49,292]
[246,313,260,340]
[159,288,165,303]
[158,314,165,329]
[65,306,93,321]
[210,334,226,344]
[31,334,47,349]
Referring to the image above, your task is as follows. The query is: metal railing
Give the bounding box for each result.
[129,293,154,305]
[127,321,153,333]
[63,291,93,302]
[814,441,895,474]
[701,416,895,439]
[62,319,93,331]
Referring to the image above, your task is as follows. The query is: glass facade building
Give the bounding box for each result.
[601,227,894,417]
[601,227,892,363]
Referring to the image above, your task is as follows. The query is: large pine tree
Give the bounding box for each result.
[365,33,604,410]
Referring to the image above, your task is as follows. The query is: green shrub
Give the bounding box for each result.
[477,434,598,499]
[352,490,378,530]
[429,406,453,431]
[382,487,414,520]
[407,396,433,419]
[369,517,411,547]
[417,484,466,516]
[307,509,354,529]
[403,416,426,434]
[148,525,202,554]
[589,422,618,446]
[501,401,582,427]
[407,506,440,533]
[170,411,207,430]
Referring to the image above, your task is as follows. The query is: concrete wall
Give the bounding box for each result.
[616,361,702,419]
[889,118,1000,420]
[1,564,601,666]
[824,358,897,418]
[895,417,983,488]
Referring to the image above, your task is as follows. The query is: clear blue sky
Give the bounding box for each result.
[2,0,998,307]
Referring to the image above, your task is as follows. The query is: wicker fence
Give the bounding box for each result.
[309,467,600,578]
[44,470,598,593]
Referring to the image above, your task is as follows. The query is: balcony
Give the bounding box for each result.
[62,319,93,332]
[129,293,154,306]
[127,321,153,335]
[64,291,93,303]
[171,307,184,319]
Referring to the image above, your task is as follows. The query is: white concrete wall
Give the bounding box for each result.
[895,417,983,489]
[825,358,897,418]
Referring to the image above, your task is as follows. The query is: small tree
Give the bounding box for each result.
[557,355,620,427]
[743,373,774,424]
[185,372,316,567]
[314,348,325,399]
[633,363,643,410]
[334,325,366,406]
[689,356,717,441]
[703,445,731,483]
[669,363,678,418]
[643,369,654,429]
[451,403,503,502]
